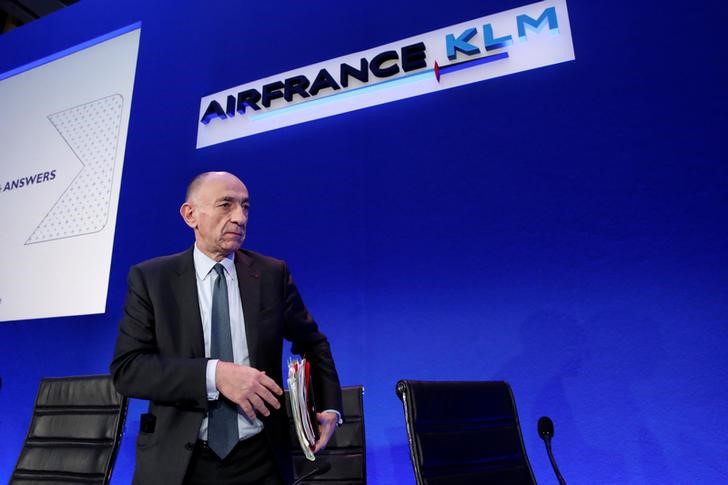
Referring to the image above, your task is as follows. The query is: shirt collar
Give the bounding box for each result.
[193,244,236,281]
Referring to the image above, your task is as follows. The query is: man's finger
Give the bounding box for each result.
[239,401,256,421]
[255,387,281,409]
[313,424,334,452]
[249,394,269,416]
[258,372,283,395]
[312,413,337,452]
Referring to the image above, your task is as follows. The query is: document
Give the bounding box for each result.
[287,357,317,461]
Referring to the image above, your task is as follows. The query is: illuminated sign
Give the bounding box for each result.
[197,0,574,148]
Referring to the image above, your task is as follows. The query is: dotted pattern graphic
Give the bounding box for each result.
[26,94,124,244]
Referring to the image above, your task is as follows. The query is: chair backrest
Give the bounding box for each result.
[285,384,366,484]
[11,374,128,485]
[395,380,536,485]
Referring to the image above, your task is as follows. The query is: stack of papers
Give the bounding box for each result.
[287,357,317,461]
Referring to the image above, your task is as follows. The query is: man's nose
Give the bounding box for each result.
[231,204,247,224]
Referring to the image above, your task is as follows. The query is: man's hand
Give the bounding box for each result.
[215,361,283,421]
[312,411,339,453]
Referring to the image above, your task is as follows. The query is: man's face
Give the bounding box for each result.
[181,173,250,261]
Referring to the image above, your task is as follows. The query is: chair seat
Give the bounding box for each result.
[285,384,366,483]
[11,375,128,485]
[396,380,535,485]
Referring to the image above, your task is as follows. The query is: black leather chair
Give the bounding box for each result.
[285,385,366,484]
[11,375,128,485]
[395,380,536,485]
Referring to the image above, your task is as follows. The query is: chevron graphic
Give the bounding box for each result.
[26,94,124,244]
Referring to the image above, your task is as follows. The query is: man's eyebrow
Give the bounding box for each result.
[216,195,250,204]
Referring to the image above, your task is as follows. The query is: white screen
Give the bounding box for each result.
[0,27,141,322]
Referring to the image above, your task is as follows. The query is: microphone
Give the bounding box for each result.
[538,416,566,485]
[292,461,332,485]
[537,416,554,440]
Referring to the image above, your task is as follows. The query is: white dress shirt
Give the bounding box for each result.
[193,244,263,441]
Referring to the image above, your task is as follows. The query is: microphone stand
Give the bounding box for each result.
[292,461,331,485]
[538,416,566,485]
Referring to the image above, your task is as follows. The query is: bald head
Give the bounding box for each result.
[180,171,250,261]
[185,171,244,203]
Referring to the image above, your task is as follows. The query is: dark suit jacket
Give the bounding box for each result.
[110,247,342,485]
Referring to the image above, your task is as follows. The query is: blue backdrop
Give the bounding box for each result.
[1,1,727,483]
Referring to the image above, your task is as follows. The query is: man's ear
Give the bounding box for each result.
[180,202,197,229]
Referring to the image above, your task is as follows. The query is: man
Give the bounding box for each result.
[111,172,342,484]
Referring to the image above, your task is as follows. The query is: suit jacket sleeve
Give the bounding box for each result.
[110,263,208,408]
[282,262,343,415]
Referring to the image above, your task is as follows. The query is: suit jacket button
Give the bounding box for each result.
[185,442,194,451]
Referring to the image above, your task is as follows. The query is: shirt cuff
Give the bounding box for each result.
[322,409,343,426]
[206,359,220,400]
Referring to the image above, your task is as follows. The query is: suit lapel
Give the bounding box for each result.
[235,250,260,368]
[172,247,205,358]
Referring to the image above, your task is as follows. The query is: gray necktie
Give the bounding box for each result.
[207,263,239,459]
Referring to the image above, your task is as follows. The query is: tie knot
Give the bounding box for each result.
[213,263,225,278]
